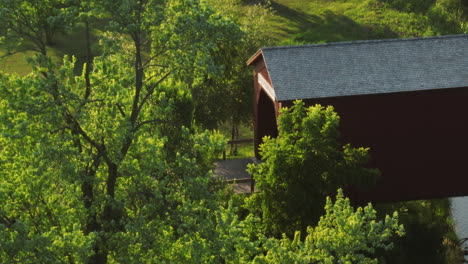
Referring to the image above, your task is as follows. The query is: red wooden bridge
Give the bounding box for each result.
[247,34,468,203]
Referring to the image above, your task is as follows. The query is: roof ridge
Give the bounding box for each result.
[261,34,468,50]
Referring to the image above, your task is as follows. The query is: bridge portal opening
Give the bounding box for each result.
[255,89,278,159]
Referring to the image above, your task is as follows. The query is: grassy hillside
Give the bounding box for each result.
[1,0,466,75]
[0,26,92,75]
[265,0,466,44]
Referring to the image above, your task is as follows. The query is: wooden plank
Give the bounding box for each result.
[227,138,253,144]
[258,73,276,101]
[223,178,252,184]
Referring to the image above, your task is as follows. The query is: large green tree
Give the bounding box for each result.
[0,0,242,262]
[247,100,380,237]
[0,63,402,262]
[194,0,272,130]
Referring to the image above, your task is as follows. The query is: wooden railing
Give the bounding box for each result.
[223,177,255,194]
[228,138,254,144]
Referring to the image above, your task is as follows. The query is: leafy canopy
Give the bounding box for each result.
[247,100,380,236]
[0,0,243,262]
[0,1,404,263]
[255,189,404,264]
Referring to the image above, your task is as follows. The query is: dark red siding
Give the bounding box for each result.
[252,58,279,159]
[255,90,278,159]
[279,87,468,203]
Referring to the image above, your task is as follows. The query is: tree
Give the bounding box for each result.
[0,0,243,262]
[193,0,272,131]
[0,0,76,55]
[374,199,463,263]
[255,189,404,264]
[246,100,380,237]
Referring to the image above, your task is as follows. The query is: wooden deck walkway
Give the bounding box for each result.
[213,157,258,194]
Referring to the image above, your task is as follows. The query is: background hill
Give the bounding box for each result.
[2,0,466,74]
[263,0,466,44]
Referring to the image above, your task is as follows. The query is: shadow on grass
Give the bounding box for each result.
[268,1,398,44]
[295,9,398,43]
[270,1,321,33]
[1,21,104,76]
[50,23,104,75]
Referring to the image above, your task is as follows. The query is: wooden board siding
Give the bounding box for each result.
[279,87,468,203]
[248,36,468,203]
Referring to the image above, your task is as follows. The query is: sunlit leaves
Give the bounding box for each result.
[247,100,380,236]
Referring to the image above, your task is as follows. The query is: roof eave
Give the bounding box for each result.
[246,49,263,66]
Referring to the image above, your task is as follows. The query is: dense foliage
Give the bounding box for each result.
[192,0,271,130]
[247,100,380,237]
[0,0,242,262]
[255,189,404,263]
[375,199,463,264]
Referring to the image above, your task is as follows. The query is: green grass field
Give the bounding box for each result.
[0,23,101,75]
[265,0,465,44]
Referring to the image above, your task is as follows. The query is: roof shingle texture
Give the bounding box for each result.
[260,35,468,101]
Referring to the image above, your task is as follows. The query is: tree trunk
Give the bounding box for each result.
[45,28,55,46]
[82,158,99,235]
[87,162,120,264]
[234,123,239,155]
[87,243,108,264]
[230,119,235,156]
[84,19,92,99]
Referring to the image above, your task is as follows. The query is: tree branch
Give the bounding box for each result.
[133,118,161,132]
[143,64,169,70]
[137,71,171,115]
[0,49,30,59]
[64,110,113,166]
[141,49,168,68]
[116,103,126,118]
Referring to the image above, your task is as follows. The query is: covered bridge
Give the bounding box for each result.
[247,34,468,203]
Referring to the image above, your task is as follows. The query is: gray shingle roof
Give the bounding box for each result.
[258,34,468,101]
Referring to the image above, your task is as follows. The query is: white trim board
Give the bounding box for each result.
[258,73,276,102]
